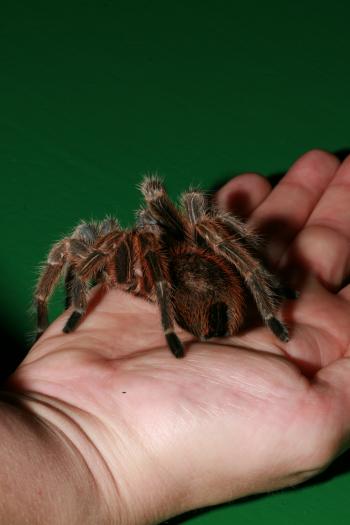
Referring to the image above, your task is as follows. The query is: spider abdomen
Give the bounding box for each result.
[168,247,245,339]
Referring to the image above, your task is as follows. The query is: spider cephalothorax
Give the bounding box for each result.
[34,177,295,357]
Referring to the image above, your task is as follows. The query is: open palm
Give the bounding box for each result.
[8,150,350,524]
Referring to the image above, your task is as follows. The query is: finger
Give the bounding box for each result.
[249,150,340,265]
[306,154,350,239]
[281,155,350,290]
[338,282,350,301]
[215,173,272,218]
[280,224,350,291]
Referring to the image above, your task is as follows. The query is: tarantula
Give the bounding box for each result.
[34,176,295,357]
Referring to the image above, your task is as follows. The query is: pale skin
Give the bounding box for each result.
[1,149,350,524]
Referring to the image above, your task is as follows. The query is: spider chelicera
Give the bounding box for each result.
[34,176,295,357]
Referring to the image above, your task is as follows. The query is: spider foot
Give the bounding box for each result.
[165,332,185,358]
[266,317,290,342]
[63,310,83,333]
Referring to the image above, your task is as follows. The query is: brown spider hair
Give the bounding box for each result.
[34,176,295,357]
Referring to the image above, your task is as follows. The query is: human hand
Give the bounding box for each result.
[6,150,350,524]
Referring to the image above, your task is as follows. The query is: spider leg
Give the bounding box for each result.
[64,237,94,309]
[139,176,187,240]
[181,192,290,342]
[181,189,263,251]
[213,211,298,300]
[64,220,120,308]
[64,266,75,310]
[93,217,122,287]
[99,217,121,236]
[180,189,209,224]
[34,238,73,340]
[64,222,100,309]
[139,232,184,358]
[62,276,90,333]
[35,220,115,340]
[198,222,290,341]
[63,230,128,333]
[78,230,126,280]
[147,255,184,357]
[216,212,262,251]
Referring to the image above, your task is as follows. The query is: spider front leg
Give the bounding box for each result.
[64,222,100,309]
[181,189,261,250]
[180,189,209,224]
[215,211,298,300]
[140,176,188,240]
[182,191,291,342]
[203,222,290,341]
[64,219,120,309]
[63,227,125,333]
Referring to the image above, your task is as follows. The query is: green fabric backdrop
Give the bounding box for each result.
[1,1,349,523]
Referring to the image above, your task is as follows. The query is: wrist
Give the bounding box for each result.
[1,389,187,525]
[0,390,120,525]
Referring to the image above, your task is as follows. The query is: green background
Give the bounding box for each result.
[1,1,350,523]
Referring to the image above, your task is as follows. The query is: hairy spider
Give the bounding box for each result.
[34,176,295,357]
